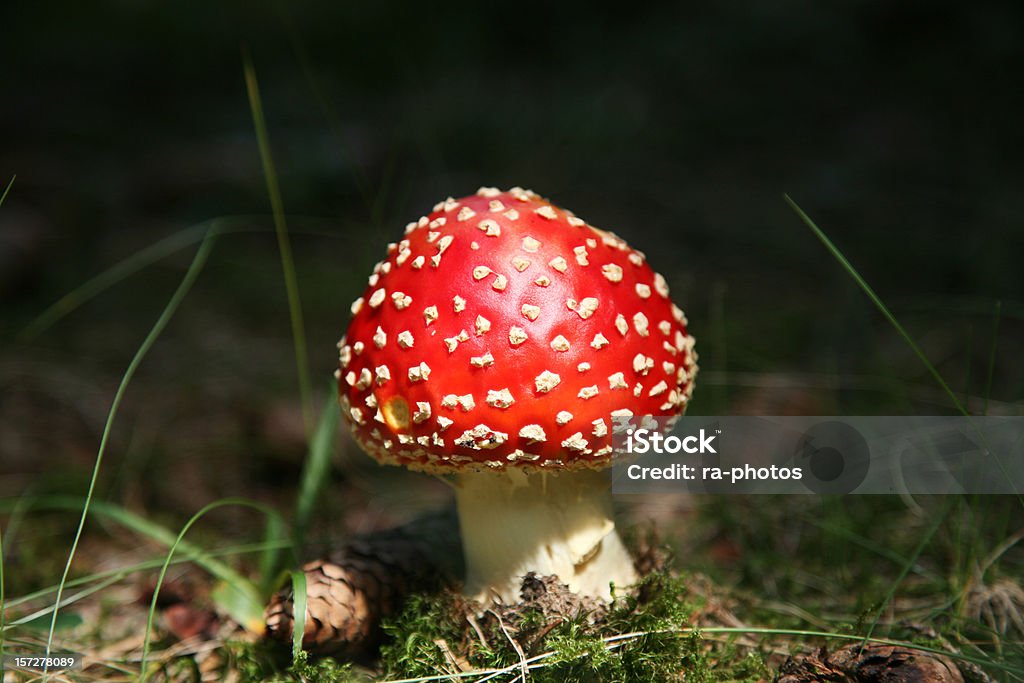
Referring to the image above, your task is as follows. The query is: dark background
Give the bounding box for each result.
[1,1,1022,557]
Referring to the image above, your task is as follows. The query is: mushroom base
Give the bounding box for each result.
[454,469,637,605]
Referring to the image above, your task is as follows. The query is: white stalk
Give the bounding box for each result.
[454,469,637,604]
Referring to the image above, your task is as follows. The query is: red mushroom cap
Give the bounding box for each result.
[337,187,697,473]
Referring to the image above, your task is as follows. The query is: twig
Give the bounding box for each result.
[486,610,528,683]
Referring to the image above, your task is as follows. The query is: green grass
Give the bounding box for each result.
[0,58,344,674]
[244,50,314,438]
[0,175,14,206]
[785,196,969,648]
[287,570,308,665]
[985,301,1003,417]
[1,57,345,678]
[42,226,218,668]
[139,498,284,679]
[784,194,968,417]
[1,271,341,680]
[786,195,1023,662]
[0,174,12,679]
[292,383,341,558]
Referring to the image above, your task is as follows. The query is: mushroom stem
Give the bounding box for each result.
[454,469,637,604]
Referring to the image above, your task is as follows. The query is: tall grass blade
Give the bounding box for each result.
[19,219,332,342]
[783,194,968,417]
[257,513,288,601]
[782,198,974,654]
[805,517,939,581]
[784,198,1021,499]
[9,574,125,629]
[962,325,974,410]
[0,538,288,616]
[243,51,314,436]
[44,228,217,667]
[11,495,268,598]
[0,175,13,206]
[21,222,210,341]
[0,174,12,676]
[861,497,955,646]
[293,385,340,552]
[983,301,1001,416]
[782,198,1023,667]
[139,498,278,681]
[19,219,260,341]
[0,526,5,678]
[289,569,308,663]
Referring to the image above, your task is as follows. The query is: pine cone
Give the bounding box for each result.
[777,643,965,683]
[265,509,462,658]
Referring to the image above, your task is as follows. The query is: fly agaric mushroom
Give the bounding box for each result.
[337,187,697,604]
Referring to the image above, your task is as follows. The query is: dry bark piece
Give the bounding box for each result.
[264,509,461,658]
[777,643,965,683]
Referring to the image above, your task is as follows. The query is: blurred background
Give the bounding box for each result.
[1,0,1022,622]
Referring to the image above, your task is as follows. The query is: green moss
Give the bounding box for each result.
[225,639,362,683]
[378,570,770,682]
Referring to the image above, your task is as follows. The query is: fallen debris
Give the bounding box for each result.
[777,643,965,683]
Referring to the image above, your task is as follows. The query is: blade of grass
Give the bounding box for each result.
[0,488,36,570]
[0,526,5,679]
[243,51,313,437]
[257,513,288,601]
[289,570,308,663]
[861,497,956,646]
[253,386,339,600]
[0,175,13,206]
[785,199,1020,491]
[783,194,968,417]
[0,539,289,616]
[983,301,1001,416]
[292,385,340,552]
[803,516,941,582]
[782,197,959,652]
[1,171,18,671]
[21,219,248,341]
[139,498,279,681]
[963,325,974,411]
[710,281,728,411]
[19,218,340,342]
[44,227,217,667]
[10,574,126,629]
[781,197,1020,653]
[4,495,274,616]
[21,221,211,341]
